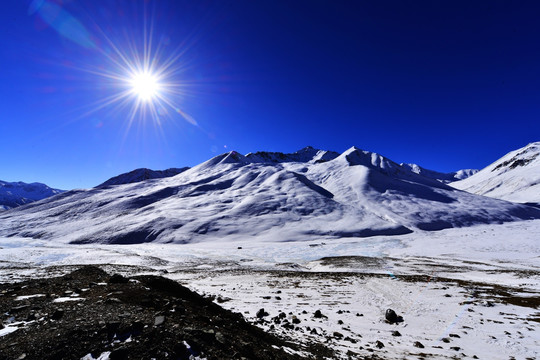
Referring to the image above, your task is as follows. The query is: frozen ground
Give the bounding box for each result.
[1,220,539,359]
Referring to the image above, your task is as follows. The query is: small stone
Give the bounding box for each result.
[391,330,401,336]
[337,320,344,325]
[356,313,363,317]
[441,337,450,343]
[132,321,145,335]
[449,333,461,338]
[51,309,64,320]
[292,316,301,324]
[333,331,343,339]
[215,332,226,343]
[450,346,461,351]
[216,296,229,303]
[256,308,269,318]
[313,310,324,318]
[375,340,385,349]
[154,315,165,326]
[109,347,129,360]
[173,343,190,358]
[11,305,30,313]
[413,341,424,348]
[109,274,128,284]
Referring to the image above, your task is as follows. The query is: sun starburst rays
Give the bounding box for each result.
[68,12,199,146]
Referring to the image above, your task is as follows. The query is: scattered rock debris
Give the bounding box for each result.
[0,266,331,360]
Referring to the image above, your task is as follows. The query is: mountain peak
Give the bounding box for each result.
[197,151,249,169]
[338,147,399,172]
[342,146,362,154]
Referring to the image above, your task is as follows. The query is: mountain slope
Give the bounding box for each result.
[0,180,64,211]
[1,146,538,244]
[451,142,540,204]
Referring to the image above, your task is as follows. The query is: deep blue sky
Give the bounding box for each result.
[1,0,539,189]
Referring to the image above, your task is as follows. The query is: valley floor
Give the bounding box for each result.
[1,220,539,359]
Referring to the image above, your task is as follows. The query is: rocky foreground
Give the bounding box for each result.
[0,266,335,360]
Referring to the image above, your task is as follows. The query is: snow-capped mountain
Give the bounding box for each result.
[0,180,64,211]
[99,167,190,187]
[451,141,540,204]
[400,163,478,183]
[1,146,538,244]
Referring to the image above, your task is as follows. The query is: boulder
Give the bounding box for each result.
[385,309,403,324]
[256,308,269,318]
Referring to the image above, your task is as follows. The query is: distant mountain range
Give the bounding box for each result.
[1,144,538,245]
[0,181,64,211]
[0,147,481,212]
[400,163,478,183]
[451,141,540,205]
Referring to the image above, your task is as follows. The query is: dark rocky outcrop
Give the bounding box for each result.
[0,266,323,360]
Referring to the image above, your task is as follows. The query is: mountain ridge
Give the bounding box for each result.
[98,167,190,187]
[1,145,538,244]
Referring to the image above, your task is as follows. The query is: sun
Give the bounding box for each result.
[129,71,161,101]
[71,13,199,131]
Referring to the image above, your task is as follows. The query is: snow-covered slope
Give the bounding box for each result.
[401,163,478,183]
[451,141,540,204]
[1,146,538,244]
[98,167,189,187]
[0,180,64,211]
